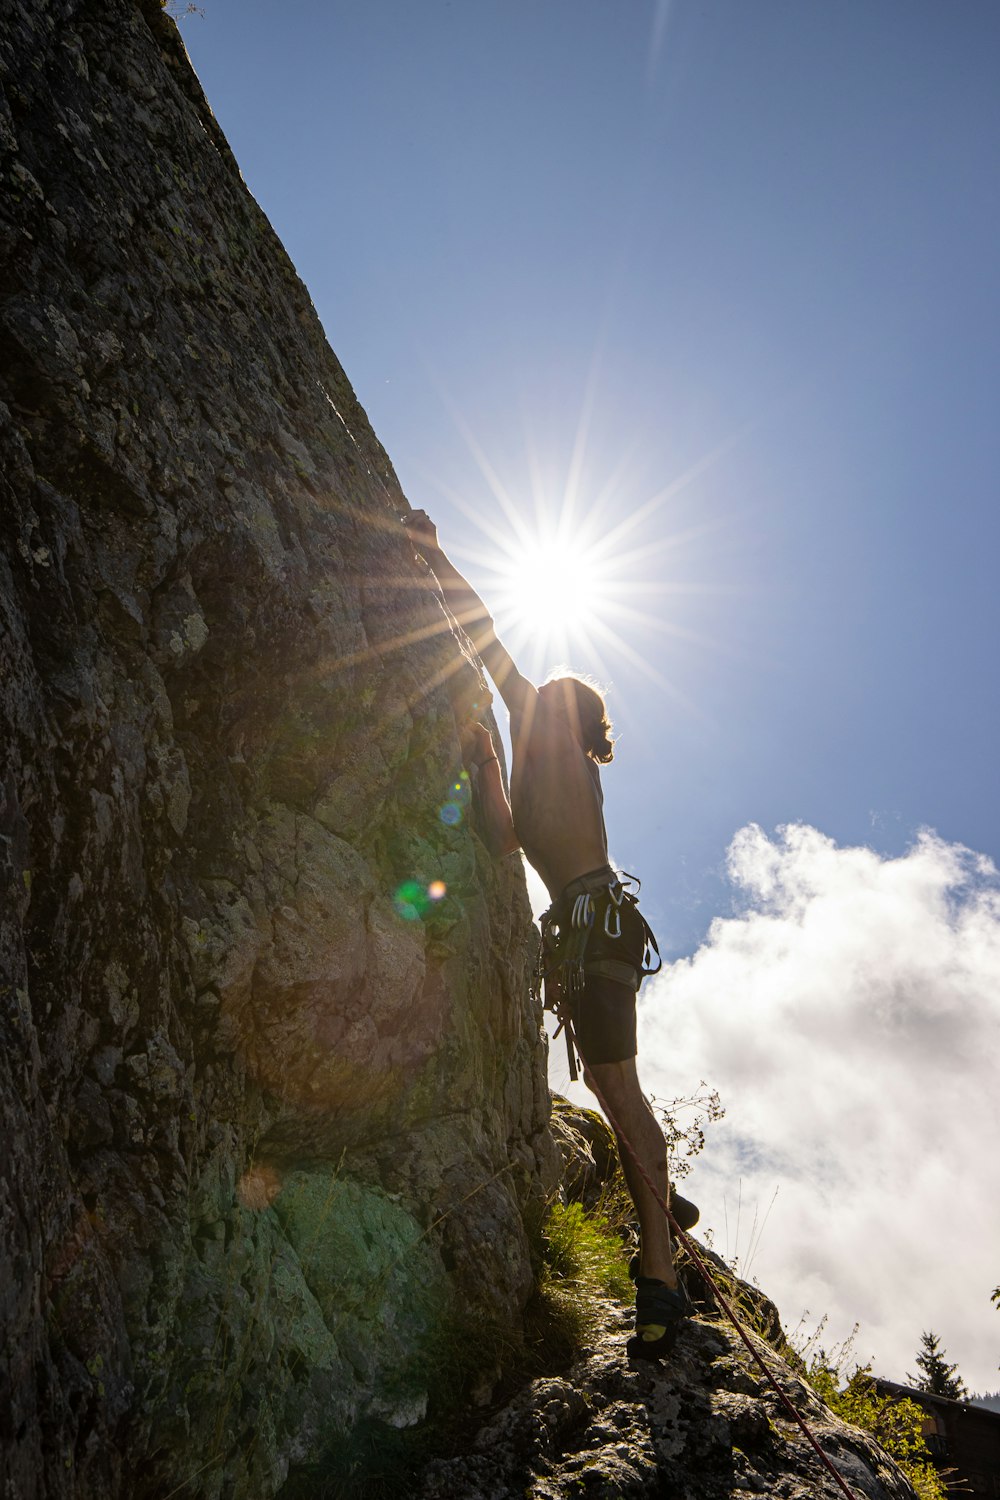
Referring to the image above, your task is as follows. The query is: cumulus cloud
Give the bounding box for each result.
[631,824,1000,1391]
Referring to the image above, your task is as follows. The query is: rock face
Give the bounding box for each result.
[0,3,557,1495]
[416,1299,922,1500]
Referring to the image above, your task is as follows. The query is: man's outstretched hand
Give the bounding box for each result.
[405,509,439,555]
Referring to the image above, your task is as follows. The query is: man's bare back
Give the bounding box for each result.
[510,688,609,899]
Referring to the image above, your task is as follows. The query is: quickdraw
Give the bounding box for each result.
[604,879,624,938]
[571,892,594,929]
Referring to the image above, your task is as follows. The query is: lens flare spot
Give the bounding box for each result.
[428,880,446,901]
[393,880,429,921]
[439,801,462,826]
[236,1164,283,1210]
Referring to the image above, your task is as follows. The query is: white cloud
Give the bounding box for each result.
[634,824,1000,1392]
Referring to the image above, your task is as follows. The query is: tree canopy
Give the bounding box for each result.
[908,1331,968,1402]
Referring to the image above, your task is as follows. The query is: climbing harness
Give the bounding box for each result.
[570,1019,860,1500]
[536,868,660,1083]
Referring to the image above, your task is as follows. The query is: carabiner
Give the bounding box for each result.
[572,893,594,929]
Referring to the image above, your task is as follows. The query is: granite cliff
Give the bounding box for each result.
[1,2,555,1494]
[1,5,923,1499]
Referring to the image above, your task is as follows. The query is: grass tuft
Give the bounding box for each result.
[519,1197,634,1367]
[540,1200,633,1302]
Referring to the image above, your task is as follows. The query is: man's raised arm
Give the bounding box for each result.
[405,510,536,718]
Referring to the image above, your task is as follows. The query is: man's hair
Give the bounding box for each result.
[546,672,615,763]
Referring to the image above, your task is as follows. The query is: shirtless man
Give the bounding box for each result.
[407,510,695,1356]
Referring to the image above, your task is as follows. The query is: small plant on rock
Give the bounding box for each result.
[652,1080,725,1181]
[542,1200,633,1301]
[525,1198,633,1362]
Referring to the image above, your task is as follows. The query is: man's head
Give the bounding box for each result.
[540,673,615,762]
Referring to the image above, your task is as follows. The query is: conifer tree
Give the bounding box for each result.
[908,1331,968,1401]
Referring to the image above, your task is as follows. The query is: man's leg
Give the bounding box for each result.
[583,1057,677,1288]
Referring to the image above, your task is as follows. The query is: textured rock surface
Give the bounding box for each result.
[0,2,557,1495]
[416,1293,921,1500]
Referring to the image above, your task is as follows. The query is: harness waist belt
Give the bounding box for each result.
[559,865,617,903]
[584,957,641,991]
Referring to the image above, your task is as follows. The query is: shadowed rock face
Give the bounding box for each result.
[0,2,557,1494]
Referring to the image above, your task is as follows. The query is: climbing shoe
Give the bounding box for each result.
[670,1189,700,1233]
[627,1276,692,1361]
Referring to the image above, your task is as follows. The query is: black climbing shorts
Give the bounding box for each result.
[571,898,647,1068]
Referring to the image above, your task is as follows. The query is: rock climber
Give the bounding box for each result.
[406,509,697,1359]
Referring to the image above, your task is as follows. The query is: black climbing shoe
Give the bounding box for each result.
[670,1189,700,1233]
[627,1276,692,1361]
[627,1191,700,1282]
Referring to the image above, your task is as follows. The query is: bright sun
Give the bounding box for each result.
[436,411,721,695]
[501,536,603,635]
[455,512,640,683]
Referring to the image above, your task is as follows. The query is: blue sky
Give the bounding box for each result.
[185,1,1000,955]
[182,3,1000,1388]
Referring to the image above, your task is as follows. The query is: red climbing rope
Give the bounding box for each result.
[571,1023,859,1500]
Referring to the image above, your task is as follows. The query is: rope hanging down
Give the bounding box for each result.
[572,1022,859,1500]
